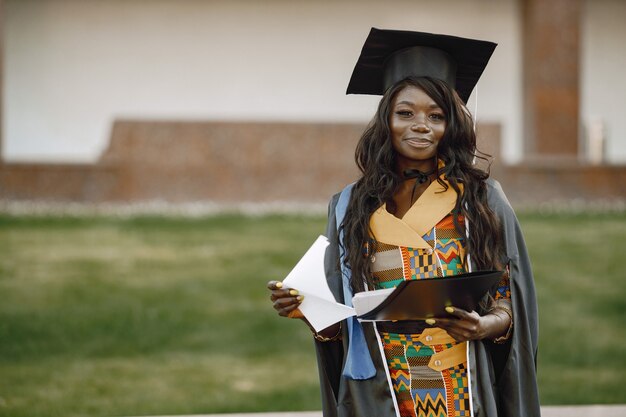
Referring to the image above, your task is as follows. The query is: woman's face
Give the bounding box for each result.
[389,85,446,170]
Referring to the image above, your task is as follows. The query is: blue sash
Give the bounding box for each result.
[335,183,376,380]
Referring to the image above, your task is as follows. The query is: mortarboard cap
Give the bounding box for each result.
[346,27,497,103]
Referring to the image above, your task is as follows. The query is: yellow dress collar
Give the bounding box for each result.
[369,177,459,249]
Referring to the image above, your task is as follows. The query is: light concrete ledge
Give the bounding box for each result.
[542,404,626,417]
[136,413,321,417]
[136,404,626,417]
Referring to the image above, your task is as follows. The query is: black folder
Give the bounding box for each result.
[357,270,504,321]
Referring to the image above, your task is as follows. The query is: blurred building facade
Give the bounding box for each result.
[0,0,624,205]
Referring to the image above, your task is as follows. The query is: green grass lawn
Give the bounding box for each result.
[0,211,624,416]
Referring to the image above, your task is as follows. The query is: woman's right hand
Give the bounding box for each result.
[267,280,304,319]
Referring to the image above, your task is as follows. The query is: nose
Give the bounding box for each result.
[411,122,430,133]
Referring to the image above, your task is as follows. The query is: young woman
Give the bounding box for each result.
[268,28,540,417]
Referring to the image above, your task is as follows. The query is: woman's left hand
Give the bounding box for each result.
[430,307,506,342]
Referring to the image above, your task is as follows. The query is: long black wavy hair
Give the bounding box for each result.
[341,76,504,292]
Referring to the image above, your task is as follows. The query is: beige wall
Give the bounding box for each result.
[581,0,626,163]
[3,0,522,163]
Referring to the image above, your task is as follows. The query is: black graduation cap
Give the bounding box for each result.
[346,27,497,103]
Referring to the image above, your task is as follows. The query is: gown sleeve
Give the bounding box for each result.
[314,193,344,416]
[484,179,541,416]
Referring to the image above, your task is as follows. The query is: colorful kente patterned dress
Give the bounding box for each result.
[370,213,510,417]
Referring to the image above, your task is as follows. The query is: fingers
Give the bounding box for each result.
[267,280,283,290]
[274,295,304,317]
[425,307,483,342]
[267,280,293,300]
[273,295,302,309]
[267,280,304,318]
[444,306,479,323]
[269,288,301,302]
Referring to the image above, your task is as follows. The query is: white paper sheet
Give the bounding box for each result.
[283,235,355,332]
[352,287,395,319]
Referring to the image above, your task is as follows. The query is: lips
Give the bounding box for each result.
[404,137,433,148]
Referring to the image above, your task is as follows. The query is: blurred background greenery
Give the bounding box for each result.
[0,211,624,417]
